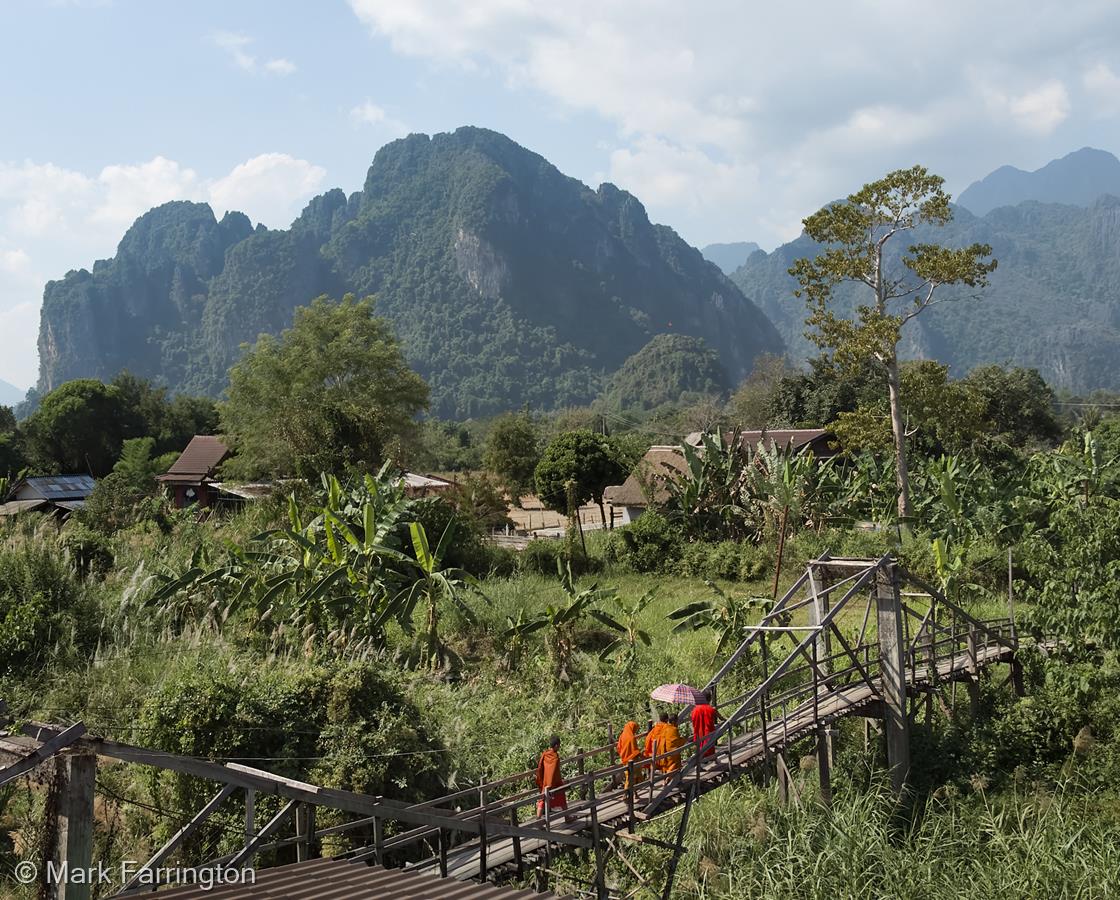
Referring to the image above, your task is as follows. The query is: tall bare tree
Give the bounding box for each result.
[789,166,996,521]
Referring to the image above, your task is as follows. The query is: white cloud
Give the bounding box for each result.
[264,58,297,76]
[209,154,327,227]
[348,0,1119,246]
[1084,62,1120,117]
[349,100,409,136]
[211,31,295,76]
[1007,81,1071,134]
[92,157,203,227]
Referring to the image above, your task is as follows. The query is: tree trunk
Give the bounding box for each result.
[885,354,913,523]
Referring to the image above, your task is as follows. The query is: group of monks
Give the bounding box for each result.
[534,692,720,816]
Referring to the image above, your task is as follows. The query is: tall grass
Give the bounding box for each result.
[661,781,1120,899]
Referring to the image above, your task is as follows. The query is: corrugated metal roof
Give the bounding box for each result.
[159,435,230,481]
[0,498,48,517]
[147,857,568,899]
[10,474,96,501]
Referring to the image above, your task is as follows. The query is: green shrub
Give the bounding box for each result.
[0,540,99,676]
[59,522,114,577]
[137,655,448,858]
[614,512,681,573]
[407,497,490,575]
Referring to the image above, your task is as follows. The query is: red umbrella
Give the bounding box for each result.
[650,683,703,705]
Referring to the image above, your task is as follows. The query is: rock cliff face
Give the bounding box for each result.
[38,127,783,417]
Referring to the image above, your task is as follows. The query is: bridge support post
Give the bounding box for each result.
[876,560,910,796]
[776,751,791,806]
[816,727,832,808]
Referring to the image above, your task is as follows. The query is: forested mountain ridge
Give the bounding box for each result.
[37,127,782,417]
[731,195,1120,392]
[957,147,1120,215]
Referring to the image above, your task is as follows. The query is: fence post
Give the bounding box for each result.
[876,558,910,796]
[55,750,96,900]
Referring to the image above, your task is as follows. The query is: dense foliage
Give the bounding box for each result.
[16,373,216,476]
[594,333,730,415]
[220,295,428,478]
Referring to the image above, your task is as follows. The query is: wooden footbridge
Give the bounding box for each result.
[1,555,1040,899]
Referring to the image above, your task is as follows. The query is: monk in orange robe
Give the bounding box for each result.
[656,716,685,773]
[616,720,645,786]
[536,735,568,816]
[690,690,720,758]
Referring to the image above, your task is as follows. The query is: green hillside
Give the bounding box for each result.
[37,127,782,417]
[731,196,1120,392]
[595,333,730,413]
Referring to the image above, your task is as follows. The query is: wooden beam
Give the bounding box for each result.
[22,724,588,850]
[0,723,86,789]
[876,561,910,796]
[227,800,297,869]
[119,784,237,893]
[57,752,96,900]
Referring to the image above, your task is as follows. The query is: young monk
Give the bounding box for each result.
[536,735,568,817]
[690,690,720,758]
[656,713,685,773]
[616,720,645,787]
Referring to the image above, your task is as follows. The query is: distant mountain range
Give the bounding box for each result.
[33,136,1120,412]
[0,379,24,408]
[701,241,761,274]
[731,193,1120,392]
[37,127,781,418]
[957,147,1120,216]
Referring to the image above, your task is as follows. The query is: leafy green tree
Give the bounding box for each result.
[0,406,25,478]
[21,379,130,475]
[534,430,627,525]
[484,412,540,500]
[221,295,429,478]
[962,366,1061,451]
[790,166,997,521]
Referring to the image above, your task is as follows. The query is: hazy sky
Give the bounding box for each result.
[2,0,1120,390]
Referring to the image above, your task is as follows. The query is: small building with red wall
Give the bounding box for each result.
[157,435,231,508]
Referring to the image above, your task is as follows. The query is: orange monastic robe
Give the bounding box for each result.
[617,720,645,786]
[643,722,664,759]
[536,747,567,814]
[656,723,685,773]
[617,721,642,764]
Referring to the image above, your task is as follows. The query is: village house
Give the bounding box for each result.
[157,435,231,509]
[604,428,837,524]
[0,474,97,519]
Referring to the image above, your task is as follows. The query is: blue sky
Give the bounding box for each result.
[2,0,1120,390]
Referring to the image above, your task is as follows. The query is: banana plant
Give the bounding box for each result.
[668,580,773,660]
[394,521,481,670]
[592,588,656,668]
[503,560,616,682]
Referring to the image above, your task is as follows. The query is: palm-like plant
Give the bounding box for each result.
[395,521,480,670]
[668,581,774,660]
[503,560,616,682]
[146,466,418,654]
[661,428,757,542]
[593,588,656,668]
